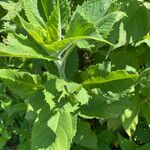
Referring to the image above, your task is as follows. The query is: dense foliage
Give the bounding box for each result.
[0,0,150,149]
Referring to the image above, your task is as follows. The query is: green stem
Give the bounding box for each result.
[55,44,75,80]
[55,59,66,80]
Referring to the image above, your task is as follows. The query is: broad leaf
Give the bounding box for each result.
[80,90,131,119]
[110,1,150,46]
[136,143,150,150]
[48,112,77,150]
[74,0,112,23]
[97,130,116,150]
[0,69,43,98]
[96,11,126,38]
[0,33,55,60]
[73,121,97,149]
[118,134,137,150]
[121,97,140,136]
[82,68,138,92]
[142,102,150,127]
[138,68,150,97]
[68,0,125,39]
[31,105,77,150]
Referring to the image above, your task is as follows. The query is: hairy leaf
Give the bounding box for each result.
[0,0,23,20]
[0,34,55,60]
[0,69,43,98]
[31,106,77,150]
[23,0,45,27]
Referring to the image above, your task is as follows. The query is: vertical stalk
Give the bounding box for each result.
[55,59,66,80]
[55,44,75,80]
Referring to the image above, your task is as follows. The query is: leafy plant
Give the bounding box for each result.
[0,0,150,149]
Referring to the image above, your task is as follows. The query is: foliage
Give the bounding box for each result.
[0,0,150,149]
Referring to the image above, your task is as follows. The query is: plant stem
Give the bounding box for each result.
[55,59,66,80]
[55,44,75,80]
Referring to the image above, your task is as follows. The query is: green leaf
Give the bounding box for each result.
[108,45,141,71]
[45,36,111,52]
[134,125,150,145]
[97,130,116,150]
[44,77,90,112]
[0,136,8,149]
[110,1,150,46]
[121,97,140,137]
[74,0,112,23]
[0,0,23,20]
[139,68,150,97]
[81,62,111,79]
[21,0,112,54]
[65,6,112,48]
[41,0,70,28]
[17,140,31,150]
[6,103,27,117]
[136,143,150,150]
[144,37,150,49]
[41,0,56,20]
[73,121,97,149]
[18,16,47,46]
[82,68,138,93]
[31,105,77,150]
[142,102,150,127]
[71,145,88,150]
[28,90,45,112]
[0,69,43,98]
[80,90,131,119]
[0,121,10,149]
[64,48,79,80]
[46,0,61,42]
[23,0,45,27]
[66,11,100,38]
[68,0,125,39]
[118,134,137,150]
[72,87,90,106]
[96,11,126,38]
[59,0,70,28]
[0,33,55,60]
[0,42,46,60]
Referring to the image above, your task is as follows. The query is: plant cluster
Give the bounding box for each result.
[0,0,150,149]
